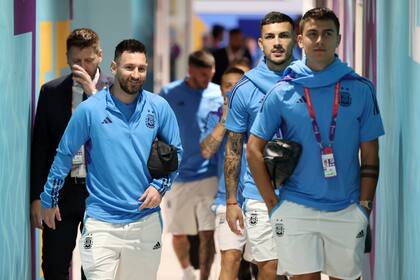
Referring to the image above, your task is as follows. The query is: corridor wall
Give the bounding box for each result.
[0,0,33,279]
[375,0,420,279]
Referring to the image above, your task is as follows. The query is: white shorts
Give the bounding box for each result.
[243,199,277,262]
[79,212,162,280]
[270,201,369,279]
[215,205,247,251]
[164,177,218,235]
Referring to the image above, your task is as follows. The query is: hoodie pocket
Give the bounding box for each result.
[355,204,369,223]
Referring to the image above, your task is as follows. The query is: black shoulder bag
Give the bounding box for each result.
[147,139,178,179]
[263,139,302,187]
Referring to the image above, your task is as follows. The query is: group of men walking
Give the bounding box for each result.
[31,7,383,280]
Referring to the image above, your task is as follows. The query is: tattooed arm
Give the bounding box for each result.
[200,119,226,159]
[200,102,228,159]
[224,131,245,234]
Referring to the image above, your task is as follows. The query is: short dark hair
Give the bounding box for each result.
[188,50,215,68]
[260,12,295,32]
[212,24,225,39]
[66,28,100,53]
[223,67,245,77]
[114,39,147,61]
[229,57,251,70]
[229,28,242,37]
[299,7,340,34]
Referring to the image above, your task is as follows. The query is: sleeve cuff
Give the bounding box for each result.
[249,130,271,141]
[40,177,65,208]
[40,192,55,208]
[224,124,246,133]
[150,179,170,197]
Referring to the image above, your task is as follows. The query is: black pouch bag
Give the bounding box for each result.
[263,139,302,187]
[147,139,178,179]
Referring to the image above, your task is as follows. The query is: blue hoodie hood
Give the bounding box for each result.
[244,58,284,93]
[283,57,356,88]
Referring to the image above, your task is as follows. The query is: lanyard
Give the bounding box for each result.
[303,82,340,148]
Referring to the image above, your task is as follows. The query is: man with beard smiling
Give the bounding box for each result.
[224,11,295,280]
[40,39,182,280]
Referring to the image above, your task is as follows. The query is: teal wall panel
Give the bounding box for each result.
[375,0,420,279]
[0,0,32,278]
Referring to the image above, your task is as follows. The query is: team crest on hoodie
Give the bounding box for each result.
[145,112,155,128]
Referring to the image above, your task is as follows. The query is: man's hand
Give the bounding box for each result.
[41,206,62,230]
[30,199,43,229]
[138,186,162,210]
[71,64,96,96]
[266,200,279,215]
[226,204,244,235]
[247,135,279,214]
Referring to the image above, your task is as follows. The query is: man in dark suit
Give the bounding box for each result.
[211,28,253,85]
[30,28,112,280]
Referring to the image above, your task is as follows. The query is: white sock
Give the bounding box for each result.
[183,266,194,274]
[182,266,196,279]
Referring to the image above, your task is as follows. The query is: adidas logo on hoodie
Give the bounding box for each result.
[101,116,112,124]
[296,96,306,104]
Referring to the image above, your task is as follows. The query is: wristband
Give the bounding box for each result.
[226,202,238,206]
[360,165,379,171]
[361,173,379,179]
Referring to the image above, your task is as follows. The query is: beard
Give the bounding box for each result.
[118,76,143,95]
[267,50,293,67]
[190,77,209,90]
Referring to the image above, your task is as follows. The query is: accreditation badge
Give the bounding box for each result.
[321,147,337,178]
[72,148,84,165]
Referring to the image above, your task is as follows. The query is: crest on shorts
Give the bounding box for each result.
[275,222,284,237]
[84,235,93,249]
[249,212,258,226]
[145,113,155,128]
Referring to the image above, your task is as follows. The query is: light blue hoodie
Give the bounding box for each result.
[251,57,384,211]
[41,88,183,223]
[160,80,222,182]
[225,58,286,201]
